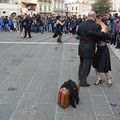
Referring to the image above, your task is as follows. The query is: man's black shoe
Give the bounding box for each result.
[80,84,90,87]
[76,36,80,40]
[59,41,63,43]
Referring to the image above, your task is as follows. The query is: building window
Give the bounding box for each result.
[60,4,61,9]
[40,6,41,11]
[76,7,77,10]
[3,11,6,14]
[72,7,74,11]
[49,6,51,11]
[54,3,56,8]
[62,5,64,9]
[1,0,8,3]
[112,3,116,10]
[44,6,46,12]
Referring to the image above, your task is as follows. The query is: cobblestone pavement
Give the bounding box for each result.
[0,32,120,120]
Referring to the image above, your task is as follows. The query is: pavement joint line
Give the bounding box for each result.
[54,45,64,120]
[0,67,24,91]
[69,45,76,120]
[0,71,14,87]
[91,95,105,97]
[0,102,12,104]
[110,46,120,60]
[0,33,120,119]
[0,72,24,102]
[35,45,53,101]
[97,113,115,116]
[109,46,120,91]
[115,82,120,91]
[0,92,6,93]
[0,43,18,57]
[0,45,38,89]
[33,102,56,105]
[0,46,38,116]
[9,44,51,120]
[88,88,99,120]
[9,72,37,120]
[0,41,79,45]
[61,34,75,43]
[100,87,116,118]
[31,33,54,42]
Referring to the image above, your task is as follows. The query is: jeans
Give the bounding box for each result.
[39,26,43,33]
[48,24,52,32]
[45,25,48,32]
[33,25,38,33]
[63,26,67,33]
[4,24,9,31]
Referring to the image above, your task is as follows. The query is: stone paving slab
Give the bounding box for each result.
[0,32,120,120]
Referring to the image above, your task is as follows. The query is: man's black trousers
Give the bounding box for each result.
[78,56,93,85]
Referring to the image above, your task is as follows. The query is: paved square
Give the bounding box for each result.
[0,32,120,120]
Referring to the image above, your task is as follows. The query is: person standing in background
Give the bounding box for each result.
[22,14,32,38]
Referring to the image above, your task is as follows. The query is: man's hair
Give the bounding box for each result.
[88,11,96,20]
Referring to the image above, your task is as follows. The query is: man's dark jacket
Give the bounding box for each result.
[77,19,101,59]
[22,17,32,28]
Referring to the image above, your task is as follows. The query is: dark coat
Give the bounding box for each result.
[77,19,101,59]
[22,17,32,28]
[61,79,79,108]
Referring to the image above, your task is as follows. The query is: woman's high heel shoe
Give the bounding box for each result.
[107,77,112,87]
[94,79,102,85]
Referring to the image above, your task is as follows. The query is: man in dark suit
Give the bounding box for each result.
[77,11,101,87]
[23,14,32,38]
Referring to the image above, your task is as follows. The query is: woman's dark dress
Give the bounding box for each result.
[53,23,62,38]
[93,41,111,73]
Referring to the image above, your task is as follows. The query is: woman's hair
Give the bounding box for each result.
[96,15,107,23]
[56,16,61,20]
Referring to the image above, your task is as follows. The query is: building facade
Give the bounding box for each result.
[0,0,65,16]
[65,0,120,17]
[111,0,120,14]
[21,0,38,15]
[37,0,65,15]
[65,2,91,17]
[0,0,20,16]
[51,0,65,15]
[37,0,52,14]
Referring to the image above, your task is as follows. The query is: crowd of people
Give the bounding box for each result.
[0,13,120,50]
[0,11,120,87]
[0,13,83,34]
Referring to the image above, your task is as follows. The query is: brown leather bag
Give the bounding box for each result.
[58,84,80,108]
